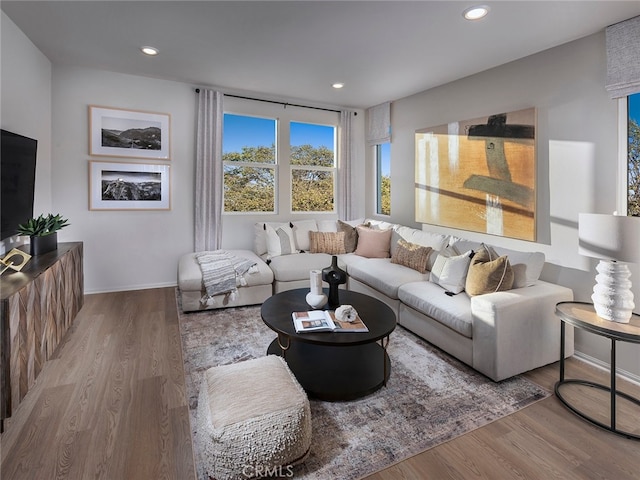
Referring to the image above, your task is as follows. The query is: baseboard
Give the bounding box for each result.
[85,281,178,295]
[573,351,640,387]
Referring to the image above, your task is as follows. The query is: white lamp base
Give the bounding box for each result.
[591,260,635,323]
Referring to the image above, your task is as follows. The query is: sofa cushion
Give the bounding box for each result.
[465,245,514,296]
[354,226,392,258]
[491,246,545,288]
[398,281,473,338]
[291,219,318,252]
[316,219,338,232]
[391,239,432,273]
[268,253,336,282]
[451,239,544,288]
[348,258,428,299]
[391,226,449,257]
[309,231,346,254]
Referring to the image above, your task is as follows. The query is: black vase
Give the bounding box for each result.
[322,255,347,309]
[30,232,58,256]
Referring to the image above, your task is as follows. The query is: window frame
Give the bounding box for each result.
[221,97,340,216]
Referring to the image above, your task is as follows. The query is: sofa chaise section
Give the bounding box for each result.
[398,280,574,381]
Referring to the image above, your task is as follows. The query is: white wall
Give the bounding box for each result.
[1,12,52,254]
[51,67,365,293]
[379,32,639,380]
[52,67,196,293]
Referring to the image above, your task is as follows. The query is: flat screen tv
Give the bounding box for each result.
[1,129,38,241]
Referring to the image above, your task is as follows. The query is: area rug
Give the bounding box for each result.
[177,298,549,480]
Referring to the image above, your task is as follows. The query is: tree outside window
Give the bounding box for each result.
[376,143,391,216]
[290,122,336,213]
[628,93,639,216]
[223,114,276,213]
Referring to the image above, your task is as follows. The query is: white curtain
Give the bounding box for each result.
[366,101,391,145]
[338,110,353,220]
[195,89,223,251]
[606,15,640,99]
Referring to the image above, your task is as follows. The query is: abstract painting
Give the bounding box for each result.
[415,108,536,241]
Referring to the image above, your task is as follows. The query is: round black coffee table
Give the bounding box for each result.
[261,288,396,401]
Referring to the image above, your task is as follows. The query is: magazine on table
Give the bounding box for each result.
[291,310,369,333]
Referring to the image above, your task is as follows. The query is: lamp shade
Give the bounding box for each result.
[578,213,640,263]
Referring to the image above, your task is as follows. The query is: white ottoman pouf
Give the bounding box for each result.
[196,356,312,480]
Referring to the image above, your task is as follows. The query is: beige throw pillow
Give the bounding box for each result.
[354,226,392,258]
[391,239,433,273]
[337,220,370,253]
[465,245,514,296]
[309,231,346,254]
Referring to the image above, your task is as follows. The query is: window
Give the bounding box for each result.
[290,122,336,212]
[628,93,639,216]
[376,143,391,215]
[223,114,276,213]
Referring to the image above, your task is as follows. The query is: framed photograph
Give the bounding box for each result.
[89,161,171,210]
[415,108,536,241]
[89,106,171,159]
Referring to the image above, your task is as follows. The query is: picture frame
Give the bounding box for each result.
[415,107,536,241]
[89,161,171,210]
[89,106,171,160]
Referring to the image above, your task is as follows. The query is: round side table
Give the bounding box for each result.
[554,301,640,440]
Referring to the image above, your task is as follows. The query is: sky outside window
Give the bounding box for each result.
[290,122,334,149]
[223,114,276,153]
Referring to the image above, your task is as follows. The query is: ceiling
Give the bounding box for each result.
[3,1,640,109]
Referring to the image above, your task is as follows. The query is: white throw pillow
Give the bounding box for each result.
[254,222,289,256]
[430,247,474,294]
[265,224,297,257]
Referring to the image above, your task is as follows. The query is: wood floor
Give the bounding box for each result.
[1,287,639,479]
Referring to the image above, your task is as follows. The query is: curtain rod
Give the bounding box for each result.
[195,88,354,115]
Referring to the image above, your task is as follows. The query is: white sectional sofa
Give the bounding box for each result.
[178,218,574,381]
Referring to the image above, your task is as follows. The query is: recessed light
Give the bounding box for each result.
[463,5,489,21]
[332,82,345,89]
[140,46,159,56]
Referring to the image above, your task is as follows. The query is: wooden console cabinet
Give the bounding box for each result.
[0,242,83,431]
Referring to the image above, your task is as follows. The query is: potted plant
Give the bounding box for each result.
[17,213,70,256]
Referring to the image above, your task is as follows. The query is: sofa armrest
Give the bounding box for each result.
[470,280,574,381]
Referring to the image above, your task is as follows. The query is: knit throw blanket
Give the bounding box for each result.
[195,251,258,306]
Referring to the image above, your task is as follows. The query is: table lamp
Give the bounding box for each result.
[578,213,640,323]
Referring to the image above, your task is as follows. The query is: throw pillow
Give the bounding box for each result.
[337,220,371,253]
[466,245,514,296]
[309,231,346,254]
[391,239,433,273]
[265,224,297,258]
[354,226,392,258]
[429,246,473,294]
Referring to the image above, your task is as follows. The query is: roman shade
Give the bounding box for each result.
[366,102,391,145]
[606,15,640,99]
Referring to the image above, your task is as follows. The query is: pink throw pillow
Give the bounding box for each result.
[354,226,392,258]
